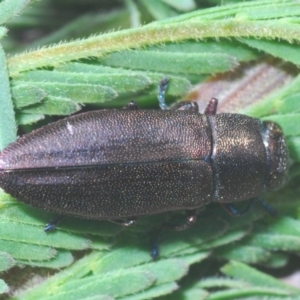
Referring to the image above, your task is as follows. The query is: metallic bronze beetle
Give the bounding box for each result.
[0,78,288,231]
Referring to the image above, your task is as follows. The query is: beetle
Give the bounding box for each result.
[0,78,288,234]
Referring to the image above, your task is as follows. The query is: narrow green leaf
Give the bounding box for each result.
[0,251,15,272]
[12,84,46,108]
[0,45,17,150]
[18,82,117,104]
[162,0,196,11]
[8,13,300,75]
[16,71,152,94]
[139,0,177,20]
[159,217,228,257]
[17,251,73,269]
[179,287,208,300]
[0,220,91,250]
[57,63,124,74]
[90,236,114,251]
[242,74,300,117]
[125,0,141,28]
[179,251,210,265]
[132,258,188,285]
[240,38,300,65]
[277,93,300,114]
[0,0,30,25]
[35,270,155,300]
[221,260,298,292]
[0,202,121,237]
[267,217,300,236]
[16,113,44,125]
[236,3,300,20]
[199,277,248,289]
[0,239,56,260]
[249,233,300,251]
[16,252,107,299]
[197,224,251,251]
[208,287,291,300]
[262,253,289,269]
[148,39,257,61]
[215,244,271,264]
[99,51,238,74]
[56,63,192,97]
[120,282,179,300]
[92,246,153,274]
[21,96,81,115]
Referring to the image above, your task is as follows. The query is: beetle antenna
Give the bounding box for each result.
[158,77,169,110]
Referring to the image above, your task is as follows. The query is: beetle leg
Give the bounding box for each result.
[157,77,199,112]
[123,101,139,110]
[150,209,197,259]
[174,209,198,231]
[220,201,254,216]
[170,101,199,112]
[158,77,170,110]
[256,197,277,216]
[44,215,66,232]
[204,97,218,115]
[221,197,276,217]
[109,217,138,226]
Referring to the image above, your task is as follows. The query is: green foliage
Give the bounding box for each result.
[0,0,300,299]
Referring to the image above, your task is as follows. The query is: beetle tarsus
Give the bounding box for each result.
[204,97,218,115]
[44,215,66,232]
[150,236,160,260]
[123,101,139,110]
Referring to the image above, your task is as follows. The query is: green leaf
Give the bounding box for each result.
[16,113,45,125]
[0,251,15,272]
[162,0,196,12]
[57,63,193,97]
[0,45,17,150]
[215,244,271,264]
[221,260,298,292]
[0,239,56,261]
[40,270,156,300]
[17,250,74,269]
[12,84,46,108]
[242,74,300,118]
[18,82,117,104]
[139,0,178,20]
[120,282,179,300]
[15,71,152,95]
[21,96,81,115]
[240,38,300,65]
[0,0,31,25]
[7,1,300,76]
[98,50,239,74]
